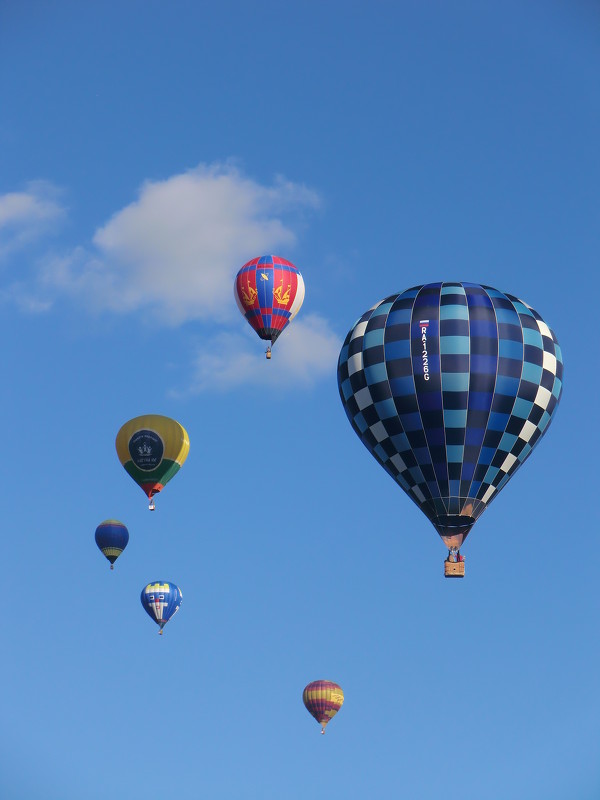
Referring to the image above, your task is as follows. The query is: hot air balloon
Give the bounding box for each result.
[116,415,189,510]
[95,519,129,569]
[140,581,182,634]
[337,283,563,577]
[234,255,305,359]
[303,680,344,734]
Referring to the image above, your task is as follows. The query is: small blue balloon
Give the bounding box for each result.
[95,520,129,569]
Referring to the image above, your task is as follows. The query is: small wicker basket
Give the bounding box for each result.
[444,560,465,578]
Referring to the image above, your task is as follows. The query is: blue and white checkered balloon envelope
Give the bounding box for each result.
[337,283,563,556]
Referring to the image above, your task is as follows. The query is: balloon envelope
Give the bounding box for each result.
[303,680,344,733]
[337,283,563,548]
[140,581,183,632]
[234,255,305,346]
[116,415,189,505]
[95,519,129,567]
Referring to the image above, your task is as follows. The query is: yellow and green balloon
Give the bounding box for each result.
[116,414,189,510]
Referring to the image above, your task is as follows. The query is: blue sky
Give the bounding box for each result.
[1,2,599,798]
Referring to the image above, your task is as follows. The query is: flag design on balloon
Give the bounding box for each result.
[116,414,190,510]
[303,680,344,734]
[337,283,563,551]
[95,519,129,569]
[234,255,305,353]
[140,581,183,634]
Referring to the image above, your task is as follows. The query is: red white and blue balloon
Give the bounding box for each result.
[234,255,305,349]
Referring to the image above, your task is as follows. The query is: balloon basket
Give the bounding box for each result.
[444,560,465,578]
[266,347,272,360]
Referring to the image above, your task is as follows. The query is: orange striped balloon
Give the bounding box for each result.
[302,680,344,734]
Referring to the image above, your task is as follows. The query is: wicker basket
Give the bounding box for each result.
[444,560,465,578]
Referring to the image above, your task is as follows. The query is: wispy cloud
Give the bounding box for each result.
[0,181,66,260]
[41,163,320,323]
[182,314,341,394]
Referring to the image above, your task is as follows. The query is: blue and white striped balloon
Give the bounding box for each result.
[141,581,183,634]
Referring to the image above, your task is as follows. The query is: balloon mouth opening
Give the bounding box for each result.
[142,484,163,498]
[433,515,476,548]
[142,484,163,509]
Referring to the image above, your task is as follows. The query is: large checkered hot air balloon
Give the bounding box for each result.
[303,680,344,734]
[234,255,305,359]
[116,415,189,510]
[337,283,563,578]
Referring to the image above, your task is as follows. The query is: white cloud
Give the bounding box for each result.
[0,165,340,391]
[183,314,341,393]
[0,181,66,260]
[41,163,320,324]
